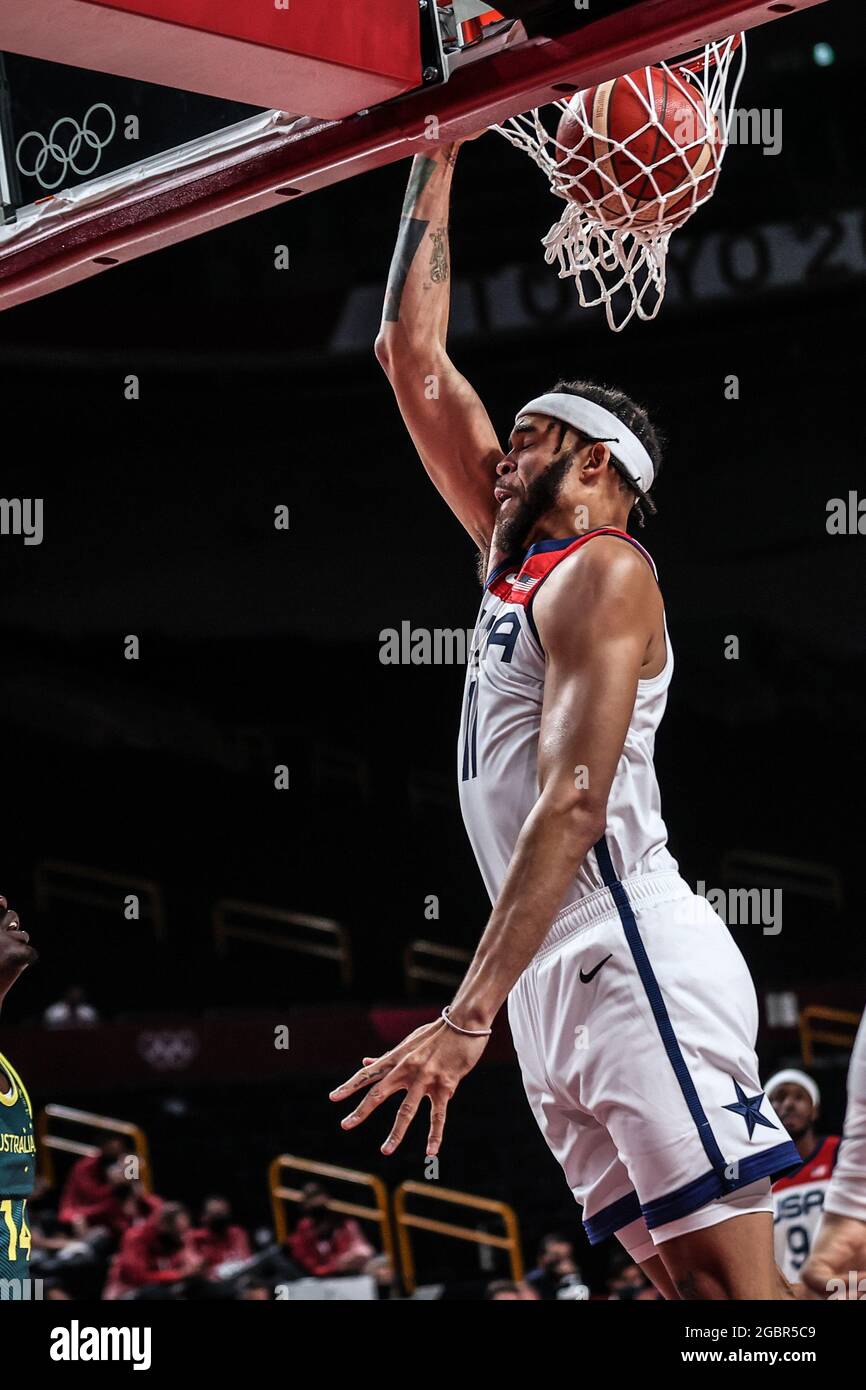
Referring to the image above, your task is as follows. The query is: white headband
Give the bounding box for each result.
[517,393,655,495]
[765,1069,820,1108]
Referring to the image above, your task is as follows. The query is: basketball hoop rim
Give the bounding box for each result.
[670,31,743,76]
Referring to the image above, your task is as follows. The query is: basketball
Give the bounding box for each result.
[554,65,721,228]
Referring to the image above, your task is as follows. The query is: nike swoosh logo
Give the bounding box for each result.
[579,954,612,984]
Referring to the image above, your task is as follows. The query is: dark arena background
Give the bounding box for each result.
[0,0,863,1337]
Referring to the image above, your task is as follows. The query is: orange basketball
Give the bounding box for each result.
[554,65,721,228]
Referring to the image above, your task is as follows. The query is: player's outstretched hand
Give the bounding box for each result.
[329,1018,490,1158]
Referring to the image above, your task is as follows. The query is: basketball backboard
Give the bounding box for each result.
[0,0,828,310]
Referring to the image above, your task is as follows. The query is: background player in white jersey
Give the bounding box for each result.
[767,1069,840,1284]
[801,1011,866,1297]
[330,141,801,1300]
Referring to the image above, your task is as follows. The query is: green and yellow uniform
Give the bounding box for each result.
[0,1051,34,1290]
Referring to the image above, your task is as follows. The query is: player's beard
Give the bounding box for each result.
[494,448,576,557]
[782,1117,812,1142]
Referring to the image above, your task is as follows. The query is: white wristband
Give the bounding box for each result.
[441,1005,492,1037]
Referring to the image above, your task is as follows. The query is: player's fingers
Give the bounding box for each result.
[381,1084,427,1155]
[340,1070,407,1130]
[331,1022,445,1103]
[329,1057,397,1102]
[802,1251,847,1297]
[819,1266,866,1299]
[0,909,20,931]
[803,1225,865,1297]
[425,1095,449,1158]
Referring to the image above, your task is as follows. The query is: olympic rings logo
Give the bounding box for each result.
[15,102,117,191]
[136,1029,200,1071]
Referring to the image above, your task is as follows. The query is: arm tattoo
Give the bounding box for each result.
[401,156,437,217]
[383,217,428,322]
[429,227,449,283]
[383,156,452,321]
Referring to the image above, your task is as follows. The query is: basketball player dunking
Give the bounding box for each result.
[330,143,801,1300]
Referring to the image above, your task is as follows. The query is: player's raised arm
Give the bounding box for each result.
[374,145,503,551]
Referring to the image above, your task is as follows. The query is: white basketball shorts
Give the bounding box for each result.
[507,850,801,1263]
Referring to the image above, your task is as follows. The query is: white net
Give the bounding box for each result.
[493,35,747,330]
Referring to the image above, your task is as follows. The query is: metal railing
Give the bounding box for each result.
[37,1105,153,1191]
[720,850,844,910]
[799,1006,862,1067]
[269,1154,394,1266]
[213,900,352,987]
[404,939,471,996]
[393,1181,523,1293]
[35,860,167,941]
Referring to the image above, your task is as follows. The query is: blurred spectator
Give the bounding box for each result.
[236,1278,272,1300]
[43,985,99,1029]
[484,1278,541,1299]
[635,1284,662,1300]
[288,1182,374,1277]
[59,1137,157,1238]
[524,1233,586,1300]
[363,1253,398,1299]
[59,1137,125,1225]
[103,1202,203,1299]
[607,1257,658,1301]
[517,1279,542,1300]
[485,1280,522,1300]
[189,1196,251,1277]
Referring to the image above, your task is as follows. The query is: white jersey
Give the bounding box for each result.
[772,1136,840,1281]
[458,528,678,917]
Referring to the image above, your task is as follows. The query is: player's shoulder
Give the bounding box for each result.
[533,534,660,658]
[539,531,658,612]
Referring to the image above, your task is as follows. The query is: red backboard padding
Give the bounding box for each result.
[78,0,422,85]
